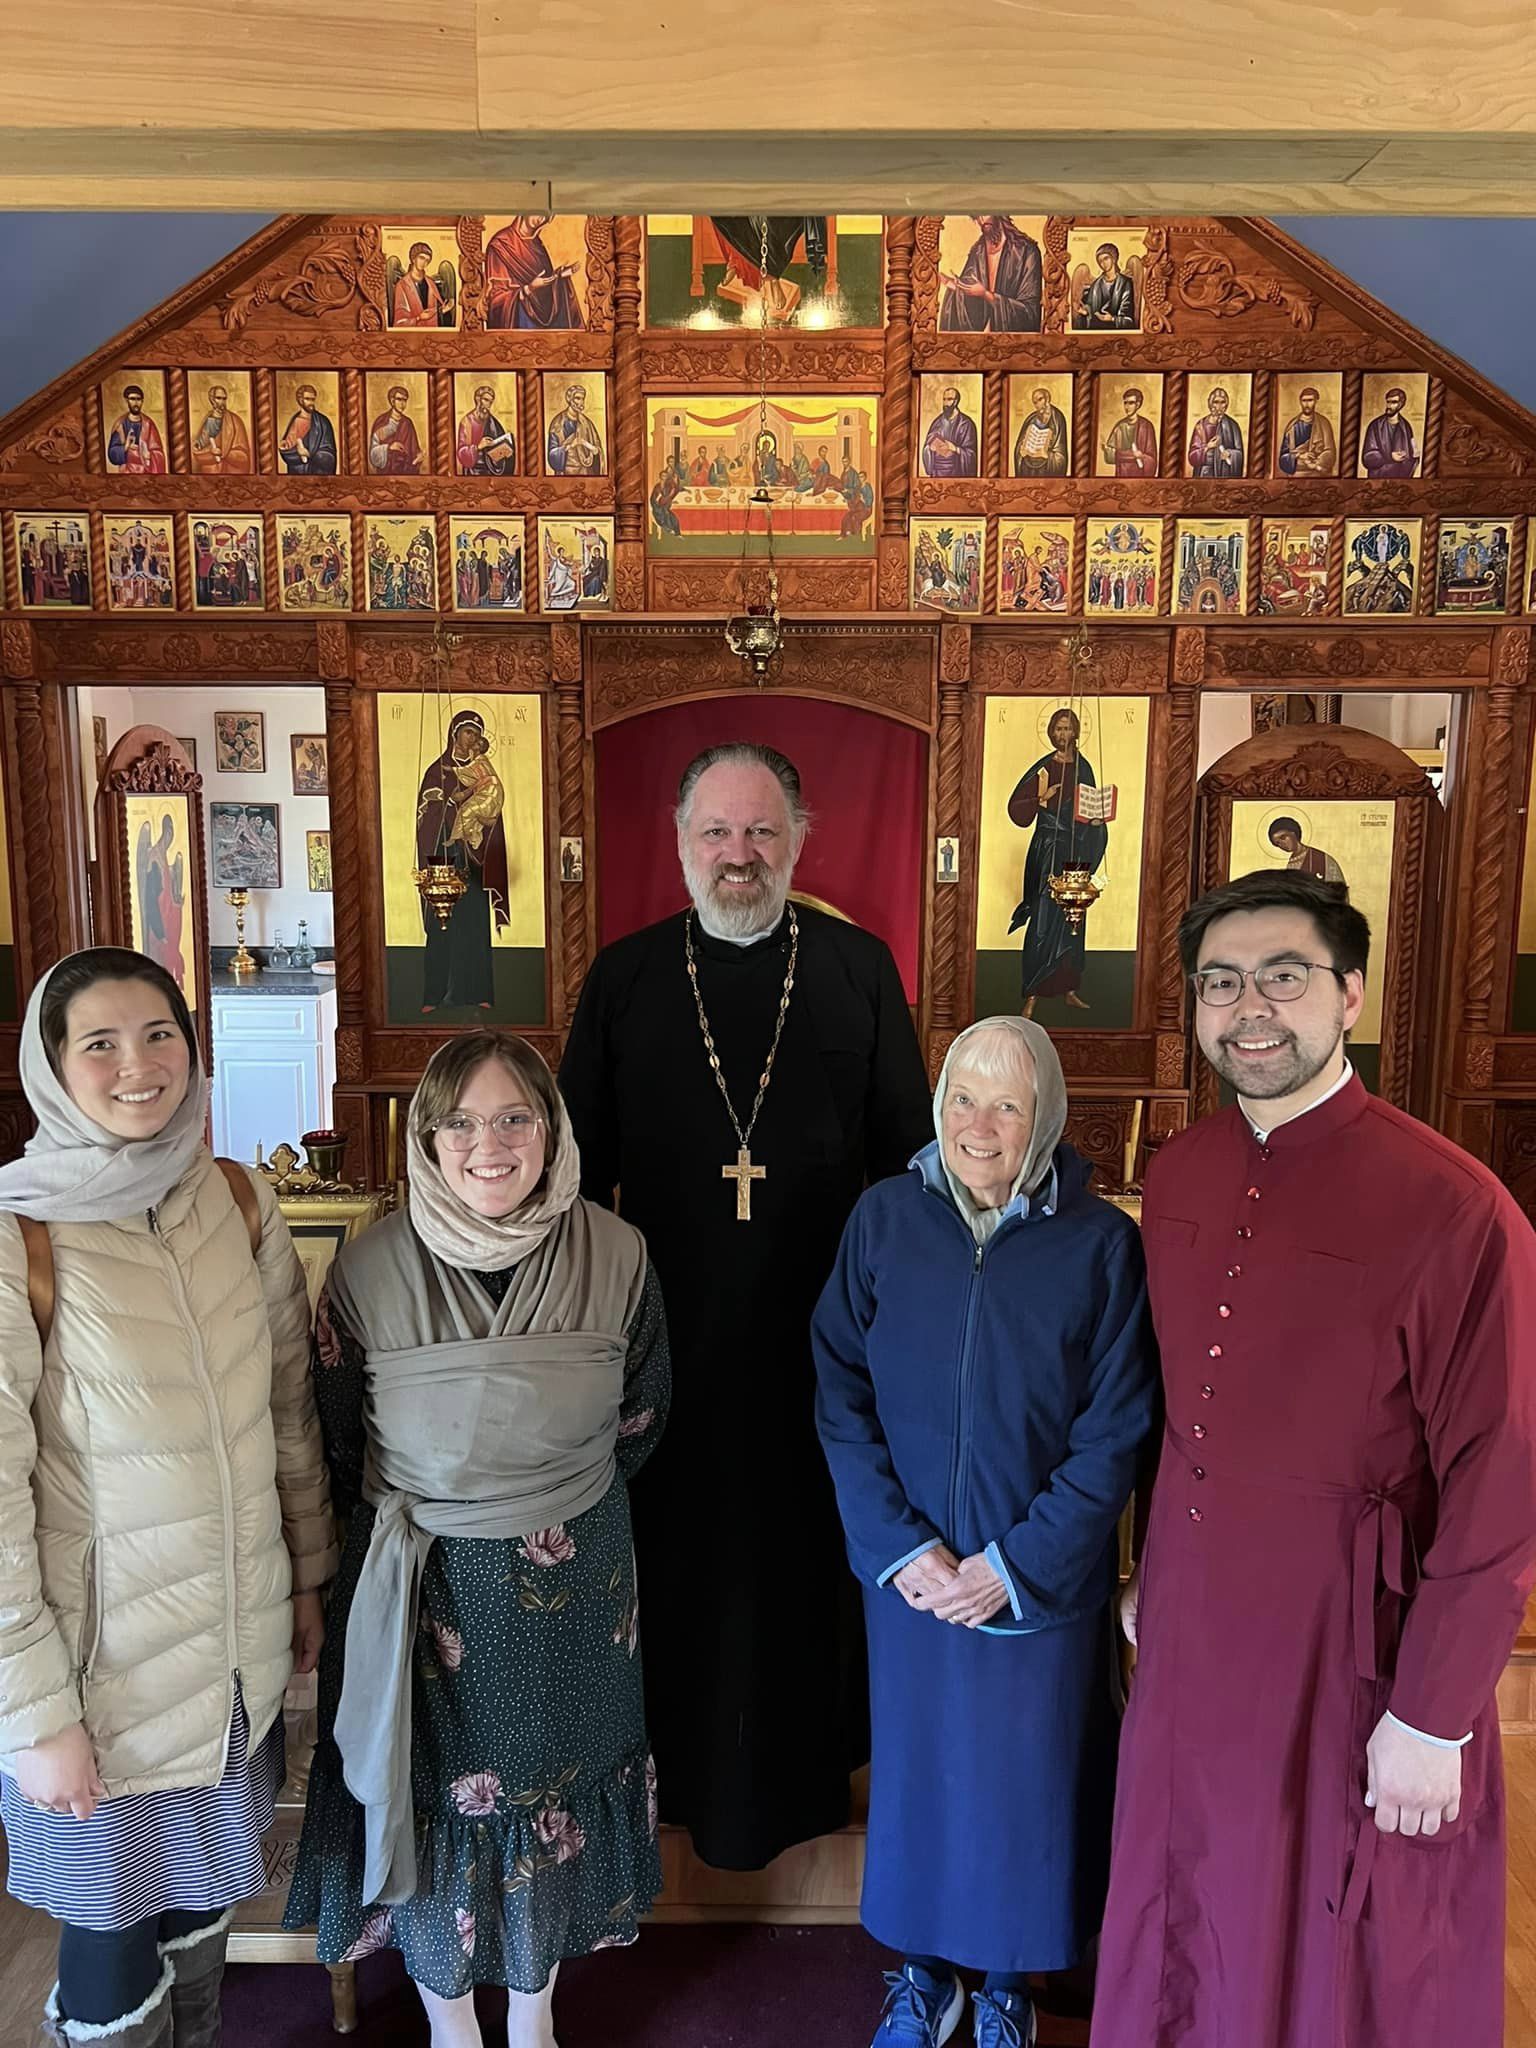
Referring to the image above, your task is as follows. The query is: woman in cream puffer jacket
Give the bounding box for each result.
[0,947,336,2048]
[0,1145,336,1786]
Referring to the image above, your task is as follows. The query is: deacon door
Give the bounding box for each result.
[93,726,211,1070]
[1194,722,1444,1118]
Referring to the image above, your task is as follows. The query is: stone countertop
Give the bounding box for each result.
[210,969,337,997]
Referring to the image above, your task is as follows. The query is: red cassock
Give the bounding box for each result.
[1093,1074,1536,2048]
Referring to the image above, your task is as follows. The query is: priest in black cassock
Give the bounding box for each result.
[559,742,932,1869]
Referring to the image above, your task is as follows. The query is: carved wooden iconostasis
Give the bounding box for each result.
[1,211,1536,1760]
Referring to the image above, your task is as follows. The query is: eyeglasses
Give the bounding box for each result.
[431,1110,544,1153]
[1191,963,1346,1009]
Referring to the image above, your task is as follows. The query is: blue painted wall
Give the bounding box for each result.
[0,214,1530,420]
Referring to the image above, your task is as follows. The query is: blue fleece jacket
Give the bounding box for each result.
[812,1141,1158,1633]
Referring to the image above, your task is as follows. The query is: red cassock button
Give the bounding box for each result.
[1247,1187,1262,1201]
[1208,1344,1223,1359]
[1192,1423,1207,1440]
[1188,1507,1204,1523]
[1200,1385,1214,1399]
[1193,1467,1206,1480]
[1236,1227,1252,1240]
[1218,1304,1232,1318]
[1259,1147,1273,1163]
[1228,1265,1242,1278]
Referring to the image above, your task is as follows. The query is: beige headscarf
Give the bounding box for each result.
[405,1040,583,1272]
[932,1015,1069,1243]
[0,949,209,1223]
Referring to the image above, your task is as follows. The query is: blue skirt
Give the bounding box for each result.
[1,1684,283,1931]
[861,1589,1120,1974]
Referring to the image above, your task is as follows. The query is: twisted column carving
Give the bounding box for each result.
[167,371,191,477]
[324,684,365,1028]
[983,373,1005,480]
[612,216,644,542]
[555,674,590,1022]
[1325,514,1346,616]
[252,371,276,476]
[1246,372,1271,484]
[1072,374,1094,478]
[1380,800,1427,1109]
[1161,376,1185,481]
[1462,681,1519,1031]
[11,685,81,980]
[431,371,453,477]
[612,216,646,609]
[881,218,915,538]
[930,662,968,1031]
[1340,374,1363,484]
[1416,516,1438,615]
[1155,649,1203,1034]
[1423,377,1446,477]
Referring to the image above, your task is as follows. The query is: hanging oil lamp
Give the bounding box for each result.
[412,859,467,929]
[724,220,785,684]
[413,625,470,928]
[1047,864,1103,931]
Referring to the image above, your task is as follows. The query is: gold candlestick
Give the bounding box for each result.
[225,887,260,978]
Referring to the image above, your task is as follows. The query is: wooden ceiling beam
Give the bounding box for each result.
[1,1,1533,214]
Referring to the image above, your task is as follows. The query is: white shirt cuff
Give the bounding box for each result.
[1385,1710,1472,1750]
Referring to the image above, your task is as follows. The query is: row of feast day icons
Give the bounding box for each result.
[84,368,1440,483]
[8,514,610,614]
[9,509,1521,620]
[913,515,1525,619]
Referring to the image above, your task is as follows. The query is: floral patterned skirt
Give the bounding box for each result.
[285,1478,660,1996]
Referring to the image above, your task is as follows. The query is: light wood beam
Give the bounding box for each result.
[0,1,1533,212]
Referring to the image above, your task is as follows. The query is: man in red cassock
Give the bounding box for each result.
[1094,867,1536,2048]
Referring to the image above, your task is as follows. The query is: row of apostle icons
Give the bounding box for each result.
[910,514,1523,619]
[93,369,609,479]
[6,511,614,616]
[917,372,1434,482]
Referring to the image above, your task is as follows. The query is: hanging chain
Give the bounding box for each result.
[685,902,799,1152]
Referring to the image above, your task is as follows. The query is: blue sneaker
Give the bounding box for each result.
[970,1987,1037,2048]
[870,1965,965,2047]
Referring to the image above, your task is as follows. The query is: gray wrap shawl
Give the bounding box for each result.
[326,1198,647,1904]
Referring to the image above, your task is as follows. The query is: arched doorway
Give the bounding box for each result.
[1194,722,1444,1116]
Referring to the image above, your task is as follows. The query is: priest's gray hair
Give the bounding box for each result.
[675,743,812,837]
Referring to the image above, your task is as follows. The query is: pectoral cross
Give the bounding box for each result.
[722,1146,766,1222]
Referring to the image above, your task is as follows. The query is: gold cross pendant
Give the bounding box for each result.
[722,1145,766,1221]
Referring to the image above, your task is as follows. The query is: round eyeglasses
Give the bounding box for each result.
[1191,963,1345,1008]
[431,1110,544,1152]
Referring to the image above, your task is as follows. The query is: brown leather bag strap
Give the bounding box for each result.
[17,1216,55,1349]
[214,1158,263,1258]
[15,1165,258,1353]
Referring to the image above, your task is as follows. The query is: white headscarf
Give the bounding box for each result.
[933,1015,1069,1244]
[0,949,209,1223]
[406,1039,584,1272]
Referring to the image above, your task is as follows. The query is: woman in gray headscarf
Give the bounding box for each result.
[813,1017,1157,2048]
[286,1031,670,2048]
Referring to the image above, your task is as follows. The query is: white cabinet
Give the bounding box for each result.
[211,986,338,1167]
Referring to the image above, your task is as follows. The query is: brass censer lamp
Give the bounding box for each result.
[413,861,467,929]
[1047,864,1102,932]
[224,887,260,978]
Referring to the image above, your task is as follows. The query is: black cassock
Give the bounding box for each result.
[559,904,931,1868]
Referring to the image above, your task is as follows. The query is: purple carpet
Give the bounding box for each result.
[225,1929,1093,2045]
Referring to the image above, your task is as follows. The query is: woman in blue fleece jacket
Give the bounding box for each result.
[813,1015,1158,2048]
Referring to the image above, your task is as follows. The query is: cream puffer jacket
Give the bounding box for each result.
[0,1149,337,1794]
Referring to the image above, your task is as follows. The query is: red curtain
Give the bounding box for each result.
[593,696,928,1001]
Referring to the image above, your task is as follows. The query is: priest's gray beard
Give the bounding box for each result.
[682,844,794,940]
